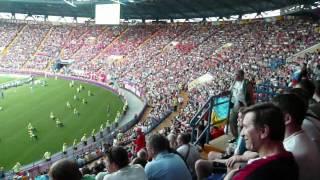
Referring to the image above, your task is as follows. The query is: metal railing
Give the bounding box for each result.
[255,81,289,102]
[190,91,231,145]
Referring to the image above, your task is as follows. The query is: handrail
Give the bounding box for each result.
[190,91,231,145]
[255,82,290,102]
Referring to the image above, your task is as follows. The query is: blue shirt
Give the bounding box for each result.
[145,151,192,180]
[234,136,246,155]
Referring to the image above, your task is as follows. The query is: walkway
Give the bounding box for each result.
[152,90,189,133]
[117,87,145,127]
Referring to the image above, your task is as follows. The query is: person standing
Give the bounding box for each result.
[229,70,254,139]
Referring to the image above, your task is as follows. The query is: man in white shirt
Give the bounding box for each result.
[229,70,254,139]
[273,94,320,180]
[103,146,147,180]
[176,132,200,177]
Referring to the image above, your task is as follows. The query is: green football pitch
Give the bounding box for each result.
[0,76,17,84]
[0,77,123,170]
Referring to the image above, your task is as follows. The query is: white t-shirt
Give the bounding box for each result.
[283,130,320,180]
[302,117,320,152]
[231,80,245,106]
[176,144,200,175]
[103,164,147,180]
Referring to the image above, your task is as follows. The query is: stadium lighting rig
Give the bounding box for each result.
[64,0,77,7]
[110,0,126,5]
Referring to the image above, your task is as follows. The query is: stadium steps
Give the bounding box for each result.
[287,42,320,63]
[22,27,54,69]
[90,26,129,63]
[70,29,92,59]
[139,107,153,123]
[122,28,162,62]
[198,134,232,160]
[35,26,53,54]
[160,26,191,53]
[200,143,226,160]
[58,27,88,59]
[151,90,189,133]
[58,27,76,58]
[1,24,27,56]
[82,26,109,60]
[197,133,233,159]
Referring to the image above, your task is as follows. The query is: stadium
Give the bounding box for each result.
[0,0,319,179]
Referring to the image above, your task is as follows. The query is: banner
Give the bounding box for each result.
[188,73,214,90]
[212,97,230,122]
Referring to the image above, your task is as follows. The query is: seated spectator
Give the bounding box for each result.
[131,148,148,168]
[290,87,320,152]
[80,166,95,180]
[309,80,320,118]
[195,109,257,180]
[103,146,147,180]
[48,159,82,180]
[145,134,192,180]
[167,133,178,149]
[294,79,315,104]
[227,103,298,180]
[272,93,320,180]
[176,132,200,178]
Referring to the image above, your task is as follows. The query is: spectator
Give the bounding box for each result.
[167,133,178,149]
[313,64,320,80]
[131,148,148,168]
[228,103,298,180]
[176,132,200,178]
[195,109,257,180]
[229,70,254,139]
[272,93,320,180]
[309,80,320,118]
[145,134,192,180]
[294,79,316,104]
[48,159,82,180]
[103,146,147,180]
[133,128,146,154]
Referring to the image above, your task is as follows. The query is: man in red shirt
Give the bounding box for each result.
[228,103,298,180]
[134,128,145,154]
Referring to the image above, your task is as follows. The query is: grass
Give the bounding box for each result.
[0,77,123,170]
[0,76,18,84]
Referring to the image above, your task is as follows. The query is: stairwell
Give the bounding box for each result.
[151,90,189,133]
[1,24,27,56]
[90,27,129,63]
[287,42,320,62]
[22,27,53,69]
[70,29,92,59]
[121,28,162,63]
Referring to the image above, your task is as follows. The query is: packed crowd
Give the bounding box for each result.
[0,22,23,51]
[25,76,320,180]
[1,16,320,179]
[0,24,50,69]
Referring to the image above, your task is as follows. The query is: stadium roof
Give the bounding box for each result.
[0,0,319,19]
